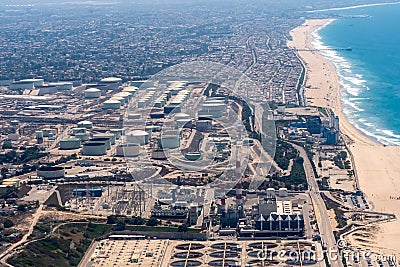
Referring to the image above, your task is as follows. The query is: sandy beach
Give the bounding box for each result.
[288,19,400,256]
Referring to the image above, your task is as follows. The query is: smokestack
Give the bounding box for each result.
[220,185,226,215]
[235,160,243,207]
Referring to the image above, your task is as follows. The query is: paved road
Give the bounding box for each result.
[291,143,343,267]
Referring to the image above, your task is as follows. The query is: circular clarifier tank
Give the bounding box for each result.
[173,251,203,259]
[210,242,238,250]
[248,242,279,250]
[208,260,239,266]
[170,260,202,267]
[175,243,205,250]
[248,250,278,259]
[284,241,312,249]
[209,251,239,258]
[247,259,279,266]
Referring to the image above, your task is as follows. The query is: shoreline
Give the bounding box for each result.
[307,1,400,13]
[288,19,400,256]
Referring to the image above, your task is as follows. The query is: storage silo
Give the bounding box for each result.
[90,137,111,149]
[102,99,121,110]
[152,149,167,160]
[125,130,149,145]
[127,113,141,120]
[59,138,81,150]
[75,132,90,141]
[35,131,44,139]
[93,134,116,145]
[278,188,288,197]
[72,128,86,135]
[82,142,107,156]
[111,96,125,105]
[158,135,180,149]
[110,129,125,139]
[116,143,140,157]
[266,188,276,199]
[84,88,102,98]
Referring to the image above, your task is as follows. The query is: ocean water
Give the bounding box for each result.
[314,3,400,145]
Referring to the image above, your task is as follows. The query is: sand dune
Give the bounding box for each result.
[288,19,400,257]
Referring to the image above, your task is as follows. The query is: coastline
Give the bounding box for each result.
[288,19,400,256]
[307,1,400,13]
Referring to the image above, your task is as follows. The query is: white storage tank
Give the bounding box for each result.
[266,188,276,198]
[77,121,93,129]
[279,188,288,197]
[72,128,86,135]
[125,130,149,145]
[116,143,140,157]
[152,149,167,160]
[85,88,102,98]
[75,132,90,141]
[90,138,111,149]
[37,166,65,179]
[102,99,121,110]
[127,113,141,120]
[93,134,116,145]
[82,142,107,156]
[158,135,180,149]
[112,96,125,105]
[122,86,138,94]
[110,129,125,139]
[59,138,81,150]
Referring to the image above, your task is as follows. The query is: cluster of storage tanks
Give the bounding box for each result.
[199,97,227,118]
[99,86,138,109]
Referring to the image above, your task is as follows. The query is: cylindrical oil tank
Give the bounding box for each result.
[110,129,125,139]
[77,121,93,129]
[75,132,90,141]
[90,138,111,149]
[202,103,226,111]
[152,149,167,160]
[59,138,81,150]
[127,113,141,120]
[164,105,181,114]
[102,100,121,110]
[122,86,138,95]
[84,88,102,98]
[174,113,191,122]
[279,188,288,197]
[111,96,125,105]
[158,135,180,149]
[93,134,116,145]
[150,112,165,119]
[72,128,86,135]
[35,131,44,139]
[42,128,55,137]
[82,142,107,156]
[116,143,140,157]
[37,166,65,179]
[185,152,202,161]
[125,130,149,145]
